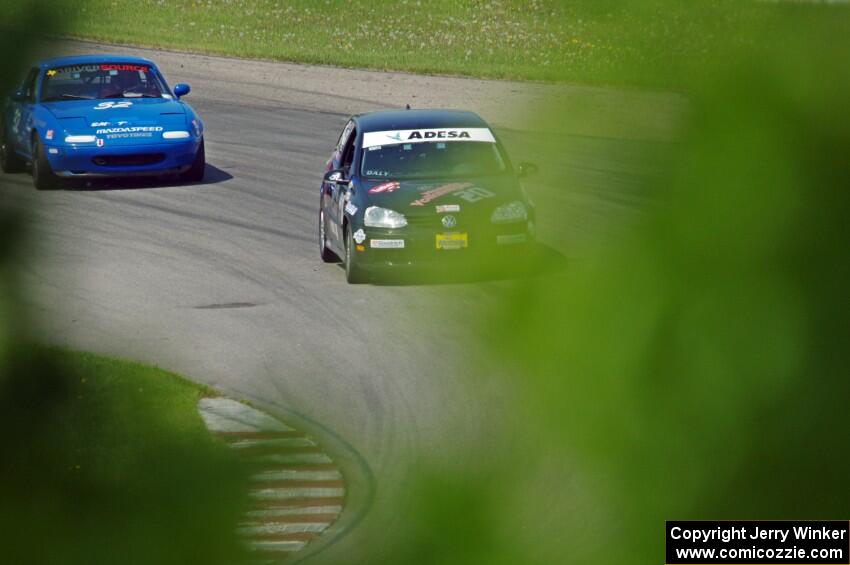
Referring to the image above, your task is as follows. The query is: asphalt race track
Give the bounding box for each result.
[2,40,682,564]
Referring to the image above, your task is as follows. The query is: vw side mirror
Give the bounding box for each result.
[323,168,350,186]
[173,83,191,99]
[517,162,539,178]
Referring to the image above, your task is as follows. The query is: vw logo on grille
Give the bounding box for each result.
[441,215,457,228]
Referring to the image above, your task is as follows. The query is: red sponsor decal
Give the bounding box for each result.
[369,181,400,194]
[410,182,472,206]
[96,138,104,148]
[100,64,148,73]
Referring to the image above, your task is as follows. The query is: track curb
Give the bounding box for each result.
[198,397,362,563]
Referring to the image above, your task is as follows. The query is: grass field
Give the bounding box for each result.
[0,347,250,564]
[24,0,771,86]
[54,349,220,474]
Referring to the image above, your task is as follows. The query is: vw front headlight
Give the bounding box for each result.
[490,200,528,223]
[364,206,408,228]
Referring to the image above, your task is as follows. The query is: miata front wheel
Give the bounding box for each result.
[180,138,205,183]
[32,137,60,191]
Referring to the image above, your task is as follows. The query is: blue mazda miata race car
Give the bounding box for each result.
[0,54,205,189]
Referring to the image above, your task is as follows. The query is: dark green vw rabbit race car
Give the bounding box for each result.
[318,109,538,283]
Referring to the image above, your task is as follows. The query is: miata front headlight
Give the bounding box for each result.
[64,135,96,143]
[490,200,528,223]
[364,206,408,228]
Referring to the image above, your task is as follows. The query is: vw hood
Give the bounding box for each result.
[357,175,525,216]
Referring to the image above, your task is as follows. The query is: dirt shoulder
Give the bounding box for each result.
[39,38,684,141]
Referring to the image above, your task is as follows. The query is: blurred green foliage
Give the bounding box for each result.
[0,4,250,563]
[368,2,850,564]
[2,1,848,564]
[0,0,49,377]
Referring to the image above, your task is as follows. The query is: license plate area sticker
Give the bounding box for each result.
[436,232,468,250]
[370,239,405,249]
